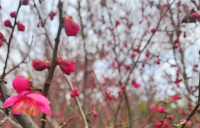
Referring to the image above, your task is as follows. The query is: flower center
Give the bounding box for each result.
[13,97,41,117]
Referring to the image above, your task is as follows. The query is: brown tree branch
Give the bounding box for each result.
[39,1,63,128]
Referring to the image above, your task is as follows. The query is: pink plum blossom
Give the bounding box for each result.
[4,90,51,117]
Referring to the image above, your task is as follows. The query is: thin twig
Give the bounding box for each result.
[33,0,53,49]
[114,1,176,127]
[174,73,200,128]
[60,116,74,128]
[4,35,34,76]
[92,70,116,115]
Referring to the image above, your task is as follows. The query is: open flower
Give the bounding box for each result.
[4,90,51,116]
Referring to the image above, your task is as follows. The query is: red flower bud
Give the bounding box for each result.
[17,21,25,31]
[115,20,120,27]
[158,107,166,113]
[58,58,75,75]
[106,92,113,100]
[21,0,29,5]
[93,110,98,118]
[174,44,179,49]
[32,59,50,71]
[125,65,130,69]
[112,60,118,69]
[12,76,31,93]
[132,81,141,88]
[39,0,44,4]
[72,87,79,96]
[156,60,160,65]
[121,85,125,92]
[70,92,75,98]
[4,20,13,28]
[151,28,156,33]
[171,95,180,100]
[160,119,164,123]
[131,54,137,59]
[50,11,57,20]
[88,69,93,73]
[166,115,174,120]
[63,15,79,36]
[0,40,3,47]
[164,121,170,127]
[191,11,200,20]
[162,100,167,104]
[0,33,6,41]
[155,122,161,127]
[175,38,179,43]
[184,32,186,38]
[10,11,17,18]
[146,52,150,57]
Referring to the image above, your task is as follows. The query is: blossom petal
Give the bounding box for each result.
[18,90,30,99]
[26,93,51,116]
[3,96,18,108]
[40,104,51,116]
[26,93,50,105]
